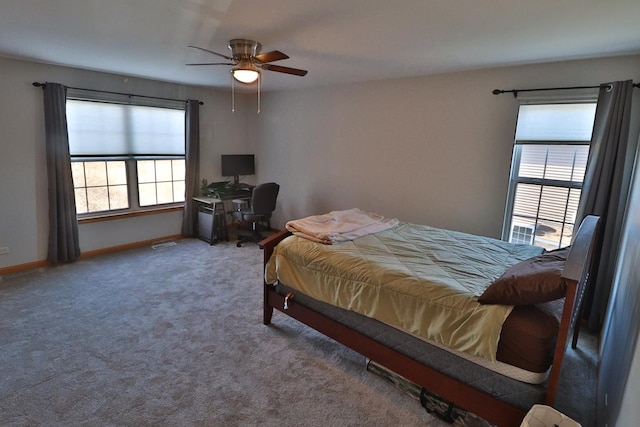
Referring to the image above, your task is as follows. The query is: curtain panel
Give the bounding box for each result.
[576,80,637,330]
[43,83,81,263]
[181,100,200,237]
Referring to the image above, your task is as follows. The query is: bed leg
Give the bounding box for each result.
[264,305,274,325]
[263,283,274,325]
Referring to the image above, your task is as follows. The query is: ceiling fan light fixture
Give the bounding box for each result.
[232,68,260,84]
[231,62,260,84]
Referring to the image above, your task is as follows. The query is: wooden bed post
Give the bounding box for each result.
[545,280,578,404]
[545,215,600,404]
[259,229,291,325]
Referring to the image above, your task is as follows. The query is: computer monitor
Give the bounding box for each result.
[221,154,255,186]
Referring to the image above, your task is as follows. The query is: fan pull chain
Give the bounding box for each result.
[231,74,235,113]
[257,73,261,114]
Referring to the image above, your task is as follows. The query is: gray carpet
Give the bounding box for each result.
[0,238,596,426]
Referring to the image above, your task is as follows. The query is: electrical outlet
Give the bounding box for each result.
[0,247,9,255]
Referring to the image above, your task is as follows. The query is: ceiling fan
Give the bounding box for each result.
[187,39,308,84]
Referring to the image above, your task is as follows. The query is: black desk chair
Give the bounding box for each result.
[234,182,280,247]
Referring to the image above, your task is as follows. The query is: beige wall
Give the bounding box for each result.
[0,56,252,268]
[2,54,640,268]
[253,55,640,238]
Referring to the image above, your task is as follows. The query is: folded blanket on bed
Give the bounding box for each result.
[285,208,399,244]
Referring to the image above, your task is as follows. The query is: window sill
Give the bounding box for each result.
[78,205,184,224]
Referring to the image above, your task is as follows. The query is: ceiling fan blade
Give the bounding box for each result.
[186,62,235,66]
[261,64,308,76]
[188,45,234,61]
[254,50,289,63]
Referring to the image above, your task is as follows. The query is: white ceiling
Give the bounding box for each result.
[2,0,640,92]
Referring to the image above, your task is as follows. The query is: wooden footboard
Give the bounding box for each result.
[260,216,599,427]
[264,285,529,425]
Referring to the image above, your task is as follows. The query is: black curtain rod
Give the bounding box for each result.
[32,82,204,105]
[492,82,640,97]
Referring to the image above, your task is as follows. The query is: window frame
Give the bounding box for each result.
[66,93,187,219]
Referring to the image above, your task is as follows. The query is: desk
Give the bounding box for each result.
[193,189,252,245]
[193,197,226,245]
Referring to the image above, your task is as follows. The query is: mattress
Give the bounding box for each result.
[265,222,562,383]
[274,283,560,384]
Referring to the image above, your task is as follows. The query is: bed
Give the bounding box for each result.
[260,211,599,427]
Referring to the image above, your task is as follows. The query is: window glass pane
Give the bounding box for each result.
[137,160,156,183]
[515,103,596,141]
[75,189,88,214]
[519,145,547,179]
[532,219,564,250]
[84,162,107,186]
[138,183,157,206]
[155,160,173,181]
[538,186,570,222]
[512,184,541,219]
[156,182,174,204]
[173,181,185,202]
[107,161,127,185]
[172,159,185,180]
[71,162,85,187]
[566,189,582,224]
[109,185,129,210]
[560,223,575,248]
[572,146,590,181]
[87,187,109,212]
[544,146,578,181]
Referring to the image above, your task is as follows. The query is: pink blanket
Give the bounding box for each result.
[285,208,399,244]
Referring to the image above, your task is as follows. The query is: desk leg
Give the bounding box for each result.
[193,202,200,238]
[210,210,216,245]
[209,202,229,245]
[219,209,228,241]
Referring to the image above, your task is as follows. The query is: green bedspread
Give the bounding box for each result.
[265,222,543,362]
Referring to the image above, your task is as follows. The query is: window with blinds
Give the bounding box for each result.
[502,102,597,250]
[66,97,186,215]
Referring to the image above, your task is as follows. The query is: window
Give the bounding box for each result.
[71,160,129,214]
[66,95,186,216]
[503,102,597,250]
[137,159,186,207]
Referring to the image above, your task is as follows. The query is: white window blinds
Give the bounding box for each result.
[515,103,597,141]
[66,100,185,157]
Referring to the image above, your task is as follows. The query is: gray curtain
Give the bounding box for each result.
[576,80,637,330]
[43,83,81,263]
[181,100,200,237]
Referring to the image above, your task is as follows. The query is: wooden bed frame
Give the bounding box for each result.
[260,216,599,427]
